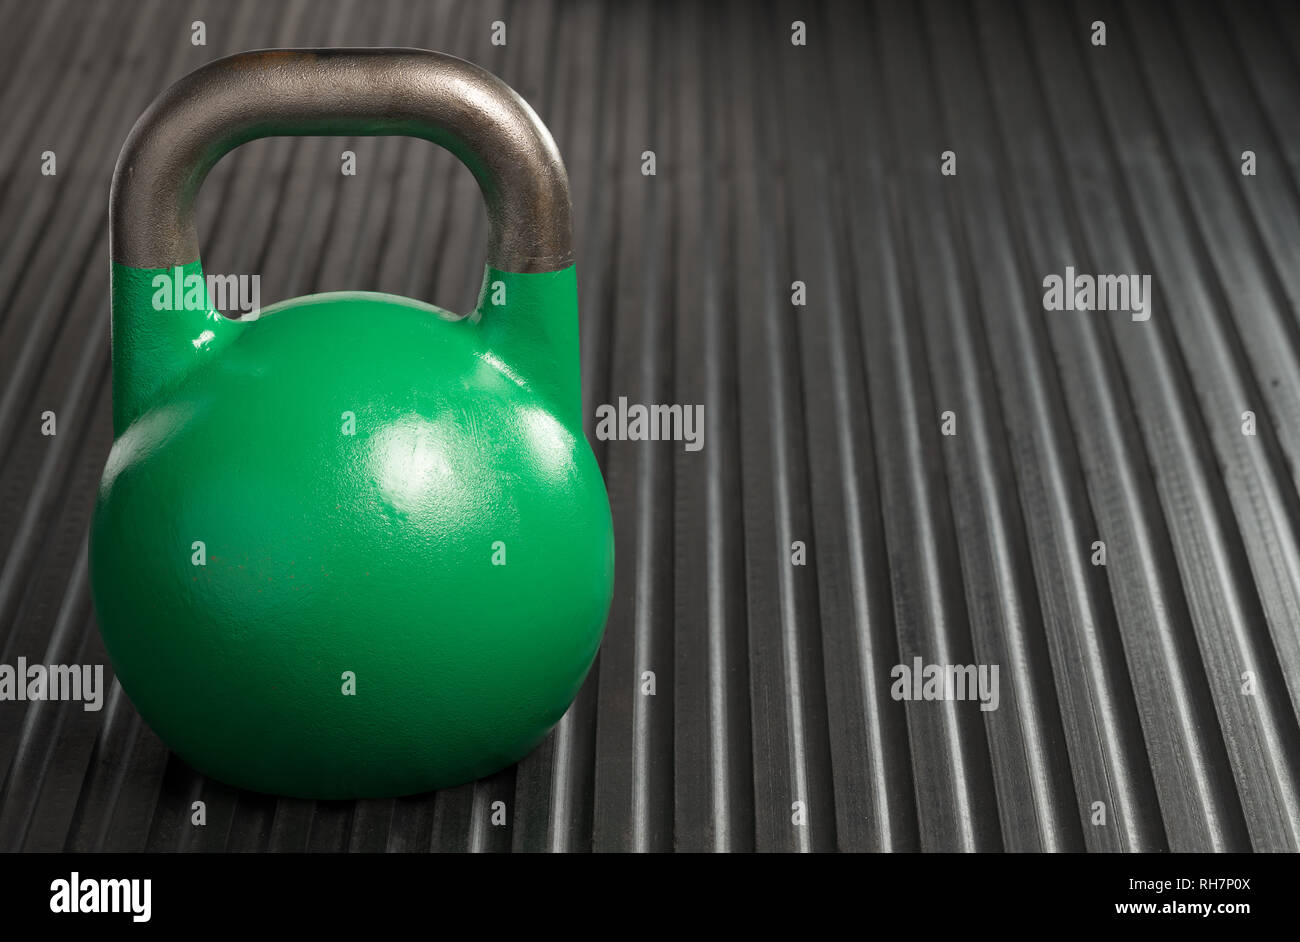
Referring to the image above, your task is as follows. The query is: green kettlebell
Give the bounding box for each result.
[89,49,614,799]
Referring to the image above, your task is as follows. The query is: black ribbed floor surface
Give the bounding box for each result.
[2,0,1300,852]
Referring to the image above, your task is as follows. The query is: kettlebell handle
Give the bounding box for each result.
[110,48,573,272]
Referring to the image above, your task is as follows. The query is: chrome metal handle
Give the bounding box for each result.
[109,48,574,273]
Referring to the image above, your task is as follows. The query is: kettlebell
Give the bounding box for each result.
[89,49,614,799]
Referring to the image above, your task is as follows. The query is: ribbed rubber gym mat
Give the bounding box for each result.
[2,0,1299,852]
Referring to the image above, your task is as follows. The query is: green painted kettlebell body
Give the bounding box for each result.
[91,266,613,798]
[90,49,613,798]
